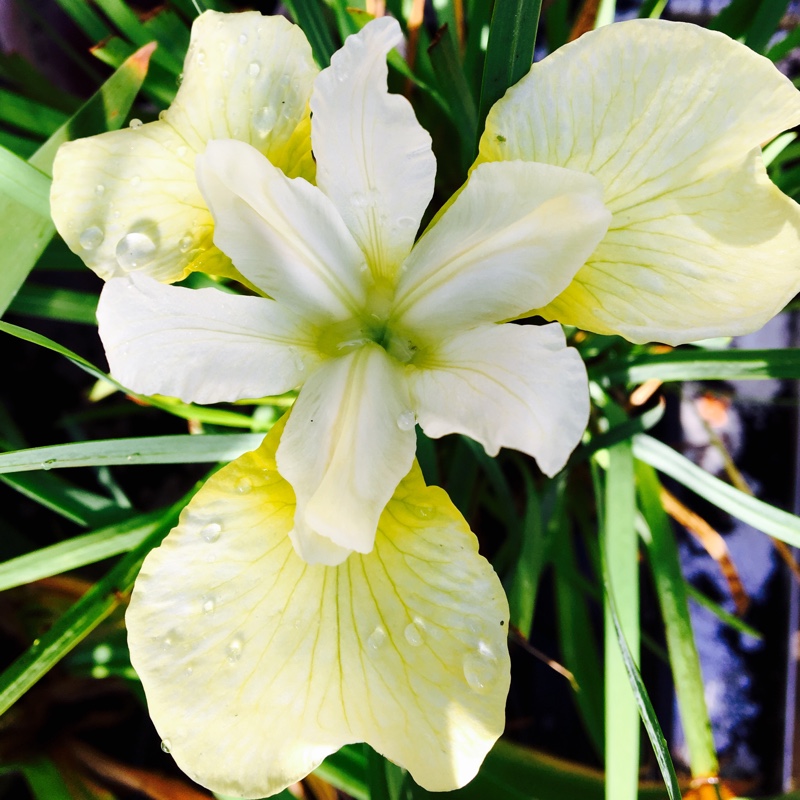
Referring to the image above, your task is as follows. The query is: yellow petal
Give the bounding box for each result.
[50,11,317,284]
[479,20,800,344]
[127,418,509,798]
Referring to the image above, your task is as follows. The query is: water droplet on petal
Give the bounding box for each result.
[367,626,386,651]
[160,739,171,753]
[129,118,143,129]
[179,235,193,253]
[202,595,215,614]
[115,232,156,270]
[176,145,188,158]
[41,459,55,471]
[95,184,105,197]
[335,67,348,82]
[397,216,417,229]
[130,175,141,186]
[463,642,499,693]
[254,106,277,135]
[412,505,432,519]
[176,72,184,86]
[200,522,221,543]
[404,622,423,647]
[396,410,416,431]
[238,32,248,45]
[236,476,253,494]
[196,51,206,67]
[79,226,104,251]
[248,61,261,77]
[227,636,243,663]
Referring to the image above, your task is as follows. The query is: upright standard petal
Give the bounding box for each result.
[410,323,589,476]
[277,344,417,561]
[50,10,317,284]
[97,274,319,403]
[197,139,368,322]
[310,17,436,280]
[393,161,610,336]
[478,20,800,344]
[127,422,509,798]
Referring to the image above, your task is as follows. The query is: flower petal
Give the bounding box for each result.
[197,139,368,322]
[410,323,589,476]
[478,19,800,344]
[97,273,318,403]
[277,344,416,561]
[393,161,610,335]
[50,10,317,284]
[310,17,436,280]
[127,421,509,797]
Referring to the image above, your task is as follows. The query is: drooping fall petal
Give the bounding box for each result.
[127,420,509,798]
[50,10,317,284]
[478,19,800,344]
[410,323,589,476]
[310,17,436,280]
[97,273,319,403]
[277,344,417,562]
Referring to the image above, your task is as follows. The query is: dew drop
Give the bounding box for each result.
[335,67,349,82]
[404,622,423,647]
[227,636,243,663]
[202,595,215,614]
[115,232,156,270]
[79,226,104,251]
[200,521,222,543]
[186,666,193,675]
[238,32,248,45]
[129,118,143,129]
[130,175,141,186]
[396,410,416,431]
[177,145,189,158]
[95,183,105,197]
[176,72,184,86]
[236,476,253,494]
[367,626,386,651]
[160,739,171,753]
[196,51,206,67]
[158,110,167,121]
[412,505,432,519]
[254,105,277,135]
[248,61,261,77]
[397,215,417,229]
[41,459,55,471]
[179,235,193,253]
[463,642,499,693]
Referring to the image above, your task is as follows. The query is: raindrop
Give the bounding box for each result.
[95,184,105,197]
[160,740,171,753]
[367,626,386,651]
[227,636,244,663]
[238,32,248,45]
[396,410,416,431]
[79,226,104,251]
[196,51,206,67]
[463,642,499,693]
[179,235,193,253]
[130,175,141,186]
[202,595,216,614]
[41,459,56,471]
[129,118,143,129]
[412,505,432,519]
[404,622,423,647]
[236,476,253,494]
[115,232,156,270]
[397,216,417,229]
[248,61,261,77]
[254,106,277,135]
[177,72,184,86]
[200,521,222,543]
[177,145,189,158]
[335,67,349,82]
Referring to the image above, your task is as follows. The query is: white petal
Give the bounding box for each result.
[410,323,589,476]
[50,10,317,284]
[310,17,436,280]
[127,424,509,797]
[393,161,610,335]
[197,139,368,322]
[277,344,416,559]
[97,274,319,403]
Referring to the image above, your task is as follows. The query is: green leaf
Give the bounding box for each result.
[0,511,163,591]
[0,485,197,717]
[632,434,800,548]
[767,25,800,61]
[686,585,762,640]
[0,87,68,138]
[477,0,542,140]
[315,746,369,800]
[636,461,719,779]
[20,758,73,800]
[8,284,98,325]
[283,0,338,67]
[0,146,51,217]
[744,0,790,53]
[592,348,800,386]
[0,433,265,475]
[600,440,639,800]
[52,0,112,42]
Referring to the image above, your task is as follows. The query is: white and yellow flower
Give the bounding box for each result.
[477,19,800,344]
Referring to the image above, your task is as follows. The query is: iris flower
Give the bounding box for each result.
[48,8,800,799]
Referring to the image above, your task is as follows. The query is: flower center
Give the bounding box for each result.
[316,278,419,364]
